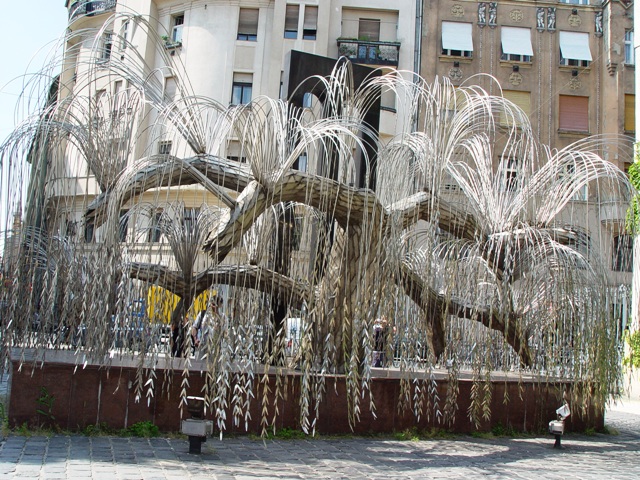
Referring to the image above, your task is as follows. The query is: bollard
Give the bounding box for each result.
[180,396,213,454]
[549,403,570,449]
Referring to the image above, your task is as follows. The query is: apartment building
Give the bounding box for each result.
[421,0,635,322]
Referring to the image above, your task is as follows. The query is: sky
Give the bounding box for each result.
[0,2,69,142]
[0,2,67,238]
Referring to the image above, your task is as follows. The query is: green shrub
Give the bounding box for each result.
[624,330,640,369]
[125,421,159,437]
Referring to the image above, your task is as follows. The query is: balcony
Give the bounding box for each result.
[600,200,629,228]
[337,38,400,67]
[68,0,117,21]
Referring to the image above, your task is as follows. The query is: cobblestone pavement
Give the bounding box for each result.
[0,407,637,480]
[1,367,639,480]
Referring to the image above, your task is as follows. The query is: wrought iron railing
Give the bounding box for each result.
[68,0,117,21]
[336,39,401,67]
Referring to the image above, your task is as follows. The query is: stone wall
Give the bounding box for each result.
[8,351,603,435]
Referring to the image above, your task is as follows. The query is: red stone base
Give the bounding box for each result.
[8,350,603,434]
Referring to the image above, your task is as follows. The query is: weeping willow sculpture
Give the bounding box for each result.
[0,13,634,434]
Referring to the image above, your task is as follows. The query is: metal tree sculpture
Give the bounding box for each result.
[0,13,633,434]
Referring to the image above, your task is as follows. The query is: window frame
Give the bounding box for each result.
[625,94,635,133]
[303,6,318,40]
[625,30,635,65]
[100,31,113,62]
[558,94,589,133]
[358,18,381,42]
[501,53,532,62]
[171,14,184,44]
[441,22,473,58]
[121,20,129,50]
[612,234,633,272]
[559,31,592,67]
[148,209,163,243]
[183,208,199,234]
[237,8,259,41]
[284,4,299,39]
[158,140,172,155]
[231,82,253,105]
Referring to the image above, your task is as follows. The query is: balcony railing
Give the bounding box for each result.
[337,38,401,67]
[69,0,117,21]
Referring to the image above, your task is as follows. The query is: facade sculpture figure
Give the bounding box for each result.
[488,2,497,26]
[595,11,603,36]
[547,7,556,31]
[478,2,487,26]
[536,7,545,31]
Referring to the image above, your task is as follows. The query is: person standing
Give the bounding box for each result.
[171,314,189,357]
[192,296,223,354]
[373,316,390,367]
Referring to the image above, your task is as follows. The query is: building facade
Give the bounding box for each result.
[52,0,634,325]
[421,0,635,323]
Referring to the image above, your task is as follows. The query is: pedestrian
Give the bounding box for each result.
[192,295,223,355]
[171,314,188,357]
[373,316,390,367]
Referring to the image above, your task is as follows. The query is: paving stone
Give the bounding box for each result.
[0,407,638,479]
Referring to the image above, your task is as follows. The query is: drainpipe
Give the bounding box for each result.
[413,0,424,134]
[414,0,423,78]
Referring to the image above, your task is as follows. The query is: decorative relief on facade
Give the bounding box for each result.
[451,4,464,17]
[488,2,497,27]
[509,72,523,86]
[569,77,582,90]
[536,8,545,32]
[607,61,618,76]
[568,13,581,28]
[595,11,603,37]
[478,3,487,27]
[547,7,556,32]
[449,67,463,83]
[509,10,524,23]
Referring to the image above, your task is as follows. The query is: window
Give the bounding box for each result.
[119,210,129,242]
[171,14,184,43]
[503,158,519,192]
[625,94,635,133]
[164,77,177,102]
[84,219,95,243]
[500,27,533,62]
[291,216,303,251]
[625,30,635,65]
[121,20,129,49]
[183,208,199,234]
[559,95,589,132]
[226,141,247,163]
[302,92,313,108]
[284,4,299,39]
[148,209,163,243]
[237,8,259,41]
[613,235,633,272]
[560,163,588,201]
[158,140,172,155]
[358,18,380,42]
[500,90,530,128]
[100,32,113,61]
[559,31,592,67]
[231,73,253,105]
[441,22,473,58]
[295,152,308,172]
[65,220,77,239]
[559,0,589,4]
[303,6,318,40]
